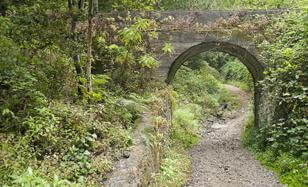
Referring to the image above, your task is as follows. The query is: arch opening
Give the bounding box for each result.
[165,41,265,127]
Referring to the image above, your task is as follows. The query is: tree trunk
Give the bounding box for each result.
[68,0,84,97]
[78,0,85,9]
[93,0,98,14]
[86,0,94,92]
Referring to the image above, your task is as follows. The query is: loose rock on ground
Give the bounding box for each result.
[186,85,283,187]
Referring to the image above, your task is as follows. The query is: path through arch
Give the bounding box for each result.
[163,41,265,127]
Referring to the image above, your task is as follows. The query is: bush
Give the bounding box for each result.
[11,167,81,187]
[221,59,253,92]
[171,106,200,148]
[173,59,241,115]
[256,11,308,156]
[173,63,220,113]
[0,96,141,185]
[156,148,191,186]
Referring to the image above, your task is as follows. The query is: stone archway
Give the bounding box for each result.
[101,10,286,127]
[101,9,287,127]
[162,41,266,127]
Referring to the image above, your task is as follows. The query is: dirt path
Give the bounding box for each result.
[186,85,283,187]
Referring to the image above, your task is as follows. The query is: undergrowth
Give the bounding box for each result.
[171,105,201,148]
[221,59,253,93]
[155,146,191,186]
[173,60,240,117]
[152,55,245,186]
[243,114,308,187]
[148,88,196,187]
[242,10,308,187]
[0,92,144,186]
[0,2,160,185]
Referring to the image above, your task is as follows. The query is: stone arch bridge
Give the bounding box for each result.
[104,10,290,127]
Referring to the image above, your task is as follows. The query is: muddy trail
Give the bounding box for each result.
[186,85,283,187]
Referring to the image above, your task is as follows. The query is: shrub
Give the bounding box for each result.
[221,59,253,92]
[172,106,200,148]
[156,148,191,186]
[173,59,241,115]
[256,11,308,156]
[10,167,81,187]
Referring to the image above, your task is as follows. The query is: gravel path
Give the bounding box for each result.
[186,85,283,187]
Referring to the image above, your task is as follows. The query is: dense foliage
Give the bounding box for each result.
[220,58,254,92]
[258,11,307,156]
[173,58,241,116]
[196,52,254,92]
[0,0,307,186]
[0,0,160,185]
[243,10,308,186]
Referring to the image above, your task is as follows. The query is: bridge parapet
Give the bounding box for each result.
[100,9,291,31]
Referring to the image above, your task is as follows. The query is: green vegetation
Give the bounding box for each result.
[160,0,305,10]
[173,57,241,115]
[183,52,253,93]
[243,114,308,187]
[221,59,253,92]
[243,10,308,187]
[0,0,162,185]
[155,146,191,186]
[0,0,307,186]
[152,55,246,186]
[258,11,307,157]
[171,105,201,148]
[10,167,80,187]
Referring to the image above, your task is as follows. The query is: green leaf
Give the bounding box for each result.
[139,54,159,68]
[162,43,175,55]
